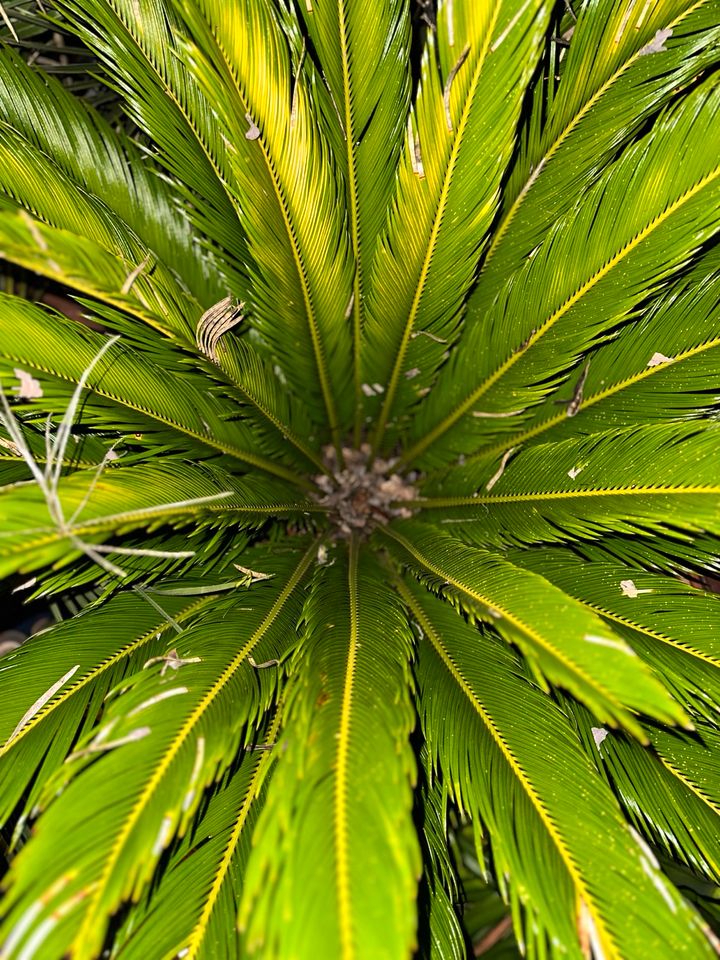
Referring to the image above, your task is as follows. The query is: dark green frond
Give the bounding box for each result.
[365,0,552,450]
[384,522,687,737]
[408,75,720,467]
[477,0,720,315]
[0,543,315,960]
[420,424,720,548]
[172,0,354,441]
[404,579,714,959]
[240,542,420,959]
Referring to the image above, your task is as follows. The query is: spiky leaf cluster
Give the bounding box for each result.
[0,1,719,958]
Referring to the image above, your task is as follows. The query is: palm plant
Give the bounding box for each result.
[0,0,719,956]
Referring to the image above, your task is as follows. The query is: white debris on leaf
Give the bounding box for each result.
[639,27,672,55]
[143,649,202,677]
[13,368,43,400]
[313,444,418,538]
[620,579,653,598]
[120,253,152,294]
[647,351,673,367]
[152,814,175,857]
[567,465,584,480]
[66,726,151,762]
[7,664,80,743]
[245,112,261,140]
[233,563,273,583]
[486,447,517,492]
[0,436,21,455]
[128,687,188,717]
[591,726,608,750]
[404,368,421,380]
[11,577,36,593]
[473,408,523,419]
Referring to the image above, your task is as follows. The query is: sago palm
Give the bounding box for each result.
[0,0,719,957]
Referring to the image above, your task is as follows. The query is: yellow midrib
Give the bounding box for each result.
[655,752,720,821]
[1,499,320,560]
[402,161,720,466]
[416,483,720,508]
[0,346,304,484]
[463,335,720,465]
[335,536,359,959]
[566,597,720,670]
[371,3,503,455]
[336,0,365,444]
[71,544,316,958]
[402,584,620,960]
[0,238,173,338]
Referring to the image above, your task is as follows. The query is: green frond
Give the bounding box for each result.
[649,722,720,823]
[415,754,465,960]
[511,548,720,722]
[477,0,720,313]
[0,591,215,827]
[0,542,315,960]
[0,1,718,955]
[452,249,720,461]
[403,579,714,960]
[54,0,250,277]
[206,333,326,473]
[172,0,354,441]
[297,0,411,437]
[408,74,720,467]
[0,206,190,338]
[384,521,687,737]
[0,459,315,577]
[0,295,307,482]
[365,0,552,450]
[565,701,720,883]
[240,542,420,959]
[111,712,280,959]
[420,424,720,548]
[0,44,229,310]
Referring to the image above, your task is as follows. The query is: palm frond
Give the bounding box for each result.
[240,540,420,959]
[408,74,720,467]
[384,522,686,737]
[172,0,354,443]
[565,700,720,883]
[477,0,720,313]
[0,542,315,960]
[451,249,720,462]
[0,591,215,827]
[111,711,280,960]
[511,547,720,723]
[0,44,229,311]
[55,0,250,278]
[415,753,466,960]
[0,295,309,482]
[365,0,552,451]
[0,458,316,578]
[298,0,410,438]
[419,424,720,548]
[403,579,715,959]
